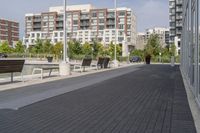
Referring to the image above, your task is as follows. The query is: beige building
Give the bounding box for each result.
[136,32,146,50]
[136,27,170,50]
[24,4,137,48]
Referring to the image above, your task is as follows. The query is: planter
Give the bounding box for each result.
[46,57,53,62]
[145,56,151,64]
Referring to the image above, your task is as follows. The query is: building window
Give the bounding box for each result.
[73,20,78,25]
[119,11,125,16]
[119,24,124,29]
[92,12,97,17]
[54,33,58,37]
[127,24,131,29]
[99,12,104,17]
[99,25,104,30]
[118,37,124,42]
[178,41,181,47]
[99,19,104,23]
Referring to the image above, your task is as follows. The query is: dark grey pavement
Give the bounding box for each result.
[0,65,197,133]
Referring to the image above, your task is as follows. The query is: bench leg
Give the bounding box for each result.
[21,73,24,82]
[49,69,52,76]
[11,73,13,82]
[41,69,43,80]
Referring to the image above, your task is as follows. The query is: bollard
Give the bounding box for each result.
[171,56,175,67]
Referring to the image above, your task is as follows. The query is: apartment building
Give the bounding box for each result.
[136,32,146,50]
[24,4,137,48]
[169,0,183,45]
[146,27,170,46]
[0,18,19,46]
[136,27,170,50]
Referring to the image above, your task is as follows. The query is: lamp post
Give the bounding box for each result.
[63,0,67,62]
[113,0,119,67]
[59,0,70,76]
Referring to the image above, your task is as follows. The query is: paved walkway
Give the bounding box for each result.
[0,65,196,133]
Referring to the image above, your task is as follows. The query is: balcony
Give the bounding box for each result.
[176,8,183,12]
[80,23,90,27]
[176,23,182,27]
[33,19,41,22]
[107,14,115,19]
[107,21,115,25]
[33,24,41,28]
[176,16,182,20]
[176,0,182,5]
[80,16,89,20]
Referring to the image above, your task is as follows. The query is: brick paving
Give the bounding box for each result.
[0,65,196,133]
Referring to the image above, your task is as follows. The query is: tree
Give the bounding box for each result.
[82,42,92,56]
[14,41,25,53]
[91,41,104,58]
[0,41,13,53]
[130,49,144,60]
[108,42,122,59]
[144,34,161,57]
[34,39,43,54]
[68,40,83,58]
[53,42,63,59]
[43,40,53,55]
[169,44,176,56]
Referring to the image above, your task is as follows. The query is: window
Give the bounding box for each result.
[92,12,97,17]
[73,26,78,31]
[127,24,131,29]
[99,12,104,17]
[99,25,104,30]
[54,33,58,37]
[118,37,124,42]
[178,41,181,47]
[91,19,97,24]
[119,11,125,16]
[73,20,78,25]
[119,24,124,29]
[119,31,124,36]
[91,26,97,30]
[119,18,125,23]
[31,33,35,37]
[99,19,104,23]
[60,32,63,37]
[43,22,47,26]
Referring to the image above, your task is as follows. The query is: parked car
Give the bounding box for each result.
[0,53,8,58]
[130,56,141,63]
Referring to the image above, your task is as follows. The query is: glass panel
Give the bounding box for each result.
[199,1,200,95]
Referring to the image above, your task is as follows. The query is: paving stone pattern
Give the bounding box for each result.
[0,65,196,133]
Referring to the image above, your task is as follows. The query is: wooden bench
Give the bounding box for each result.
[73,58,92,72]
[0,59,25,82]
[32,66,59,79]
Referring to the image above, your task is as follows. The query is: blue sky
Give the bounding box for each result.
[0,0,169,39]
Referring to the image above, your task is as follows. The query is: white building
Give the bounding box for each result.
[24,4,137,49]
[135,27,170,50]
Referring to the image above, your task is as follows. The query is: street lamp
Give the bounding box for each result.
[63,0,68,62]
[59,0,70,76]
[113,0,119,67]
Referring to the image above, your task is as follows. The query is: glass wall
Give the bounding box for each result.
[181,0,199,104]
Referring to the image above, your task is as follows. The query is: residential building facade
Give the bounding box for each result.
[146,27,170,47]
[169,0,183,54]
[0,18,19,46]
[136,32,146,50]
[136,27,170,50]
[24,4,137,48]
